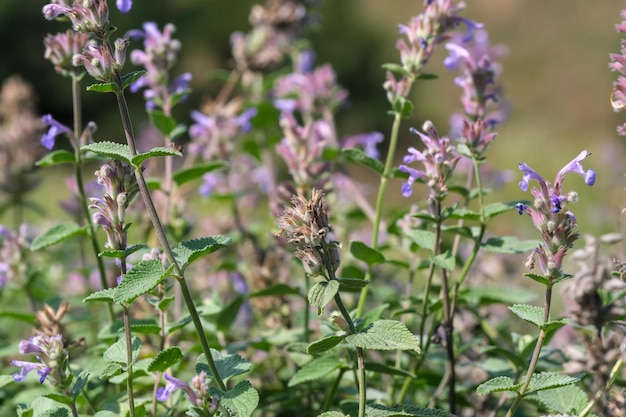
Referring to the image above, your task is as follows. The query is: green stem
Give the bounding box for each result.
[579,358,624,417]
[122,305,136,417]
[110,68,227,393]
[356,111,403,318]
[505,285,552,417]
[71,74,114,322]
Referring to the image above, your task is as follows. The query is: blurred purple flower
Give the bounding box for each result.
[116,0,132,13]
[43,0,109,34]
[342,132,384,159]
[610,10,626,134]
[41,114,72,150]
[157,373,199,404]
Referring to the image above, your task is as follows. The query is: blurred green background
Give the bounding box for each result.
[2,1,625,237]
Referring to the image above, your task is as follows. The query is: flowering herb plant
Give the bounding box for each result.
[0,1,625,417]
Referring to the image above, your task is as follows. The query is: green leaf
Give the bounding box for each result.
[317,412,347,417]
[131,146,182,167]
[171,236,231,274]
[86,82,117,93]
[366,403,452,417]
[71,371,89,399]
[462,286,537,306]
[41,394,72,406]
[447,208,480,221]
[100,363,123,379]
[381,63,410,77]
[30,222,86,251]
[307,334,345,354]
[216,295,245,332]
[40,408,71,417]
[342,147,383,175]
[103,337,142,365]
[248,283,301,297]
[308,280,339,314]
[99,244,147,260]
[92,412,118,417]
[121,70,146,90]
[172,161,227,186]
[113,259,166,304]
[147,110,176,136]
[345,319,420,352]
[430,251,455,271]
[0,375,15,388]
[484,202,518,219]
[350,241,385,266]
[288,355,342,387]
[406,229,435,251]
[130,318,161,335]
[35,150,75,167]
[82,141,131,164]
[209,380,259,417]
[527,372,584,393]
[509,304,544,327]
[536,384,588,415]
[338,278,370,290]
[482,236,540,254]
[196,349,251,381]
[524,273,551,286]
[476,376,522,395]
[540,318,568,332]
[148,347,183,372]
[364,362,416,378]
[83,288,116,303]
[416,73,439,80]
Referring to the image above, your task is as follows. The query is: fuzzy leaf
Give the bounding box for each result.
[82,141,131,164]
[248,283,301,297]
[131,146,182,167]
[40,408,71,417]
[447,208,480,221]
[103,337,142,365]
[100,363,123,379]
[476,376,522,395]
[406,229,435,251]
[345,319,420,352]
[364,362,416,378]
[535,384,588,415]
[172,161,227,186]
[482,236,539,254]
[114,260,166,304]
[30,222,86,251]
[350,241,385,265]
[71,371,89,399]
[342,147,383,175]
[129,319,161,335]
[527,372,584,393]
[148,347,183,372]
[540,318,568,332]
[317,412,347,417]
[171,236,231,274]
[147,110,176,137]
[35,150,75,167]
[209,380,259,417]
[338,278,370,290]
[288,355,342,387]
[366,403,452,417]
[121,70,146,90]
[307,334,345,354]
[197,349,251,381]
[83,288,116,303]
[430,251,455,271]
[98,244,147,259]
[41,394,72,406]
[524,273,551,286]
[216,295,244,332]
[308,280,339,314]
[509,304,544,327]
[484,201,518,219]
[86,82,117,93]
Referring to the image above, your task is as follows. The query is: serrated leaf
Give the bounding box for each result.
[527,372,584,393]
[171,236,231,273]
[196,349,251,381]
[147,110,176,137]
[130,318,161,335]
[350,241,385,266]
[41,393,72,406]
[406,229,435,251]
[476,376,522,395]
[103,337,142,365]
[338,278,370,290]
[317,412,347,417]
[121,70,146,90]
[430,251,455,271]
[536,384,588,414]
[308,280,339,313]
[482,236,540,254]
[100,363,123,379]
[364,362,416,378]
[131,147,182,167]
[288,355,342,387]
[99,244,147,259]
[366,403,452,417]
[484,202,518,219]
[86,82,117,93]
[113,259,166,304]
[71,371,89,399]
[83,288,116,303]
[216,295,244,332]
[82,141,131,164]
[524,273,551,286]
[35,150,75,167]
[30,222,86,251]
[307,334,345,354]
[148,347,183,372]
[248,283,301,297]
[40,408,70,417]
[172,161,227,186]
[342,147,383,175]
[209,380,258,417]
[345,319,420,352]
[447,208,481,221]
[540,318,568,332]
[509,304,544,327]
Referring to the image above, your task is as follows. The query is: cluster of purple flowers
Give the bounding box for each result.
[12,334,67,386]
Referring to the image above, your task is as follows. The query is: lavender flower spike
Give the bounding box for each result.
[12,334,66,385]
[116,0,132,13]
[157,373,199,404]
[41,114,72,150]
[554,150,596,190]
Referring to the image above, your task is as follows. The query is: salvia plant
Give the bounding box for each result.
[0,1,625,417]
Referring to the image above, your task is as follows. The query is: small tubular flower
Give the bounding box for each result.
[41,114,72,150]
[610,10,626,134]
[12,334,67,385]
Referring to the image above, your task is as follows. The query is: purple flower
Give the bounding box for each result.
[116,0,132,13]
[610,10,626,133]
[42,0,109,34]
[157,373,199,404]
[342,132,384,159]
[41,114,72,150]
[12,334,66,385]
